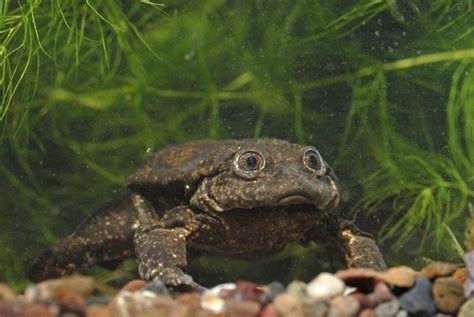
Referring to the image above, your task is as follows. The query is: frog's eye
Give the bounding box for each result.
[233,149,265,179]
[303,147,326,176]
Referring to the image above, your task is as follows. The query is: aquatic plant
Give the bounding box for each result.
[1,0,473,286]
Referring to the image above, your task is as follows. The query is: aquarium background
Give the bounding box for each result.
[1,0,473,288]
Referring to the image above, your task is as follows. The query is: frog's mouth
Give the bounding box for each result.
[277,195,312,205]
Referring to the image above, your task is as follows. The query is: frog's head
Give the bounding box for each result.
[127,139,339,214]
[189,139,340,213]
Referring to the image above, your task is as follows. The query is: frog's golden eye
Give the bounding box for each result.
[303,146,326,176]
[233,149,265,179]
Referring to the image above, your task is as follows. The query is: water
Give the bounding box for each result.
[1,1,472,288]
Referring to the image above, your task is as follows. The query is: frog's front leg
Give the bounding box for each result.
[309,215,387,271]
[337,220,387,271]
[131,194,209,291]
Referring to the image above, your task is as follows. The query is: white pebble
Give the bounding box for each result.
[200,283,236,313]
[307,273,345,300]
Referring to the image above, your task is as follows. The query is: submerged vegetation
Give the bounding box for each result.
[1,0,473,287]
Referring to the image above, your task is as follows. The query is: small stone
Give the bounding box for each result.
[273,293,304,317]
[301,298,329,317]
[452,268,468,284]
[52,287,87,314]
[398,277,436,316]
[201,290,226,313]
[143,279,169,296]
[86,305,111,317]
[395,310,408,317]
[336,268,380,292]
[382,266,416,288]
[432,277,465,314]
[227,300,261,317]
[177,293,201,311]
[327,295,360,317]
[0,283,16,301]
[459,298,474,317]
[286,281,307,298]
[25,275,94,303]
[464,251,474,298]
[260,305,279,317]
[420,262,459,280]
[359,308,376,317]
[369,282,394,304]
[232,280,265,302]
[24,303,60,317]
[307,273,345,300]
[121,279,146,292]
[374,299,400,317]
[263,281,285,303]
[351,292,374,309]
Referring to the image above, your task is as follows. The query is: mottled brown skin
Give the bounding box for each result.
[29,139,386,289]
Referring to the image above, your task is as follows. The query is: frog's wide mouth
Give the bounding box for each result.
[277,194,312,205]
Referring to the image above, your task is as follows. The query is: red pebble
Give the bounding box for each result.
[120,279,146,292]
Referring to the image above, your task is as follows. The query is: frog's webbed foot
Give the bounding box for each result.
[131,193,205,292]
[338,219,387,271]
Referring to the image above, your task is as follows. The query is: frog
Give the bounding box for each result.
[28,139,386,290]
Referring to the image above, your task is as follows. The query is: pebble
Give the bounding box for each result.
[453,268,468,284]
[85,305,111,317]
[273,293,304,317]
[226,300,261,317]
[459,298,474,317]
[420,261,459,280]
[307,273,345,301]
[398,277,436,316]
[52,286,87,314]
[0,283,16,301]
[301,298,329,317]
[374,299,400,317]
[263,281,286,303]
[120,279,146,293]
[260,305,279,317]
[286,281,308,298]
[432,277,466,314]
[24,275,94,303]
[359,308,376,317]
[143,279,169,295]
[369,282,394,304]
[201,289,227,313]
[382,266,416,288]
[464,251,474,298]
[327,295,360,317]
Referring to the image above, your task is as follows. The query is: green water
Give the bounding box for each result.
[1,0,473,289]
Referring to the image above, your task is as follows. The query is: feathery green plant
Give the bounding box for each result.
[1,0,473,286]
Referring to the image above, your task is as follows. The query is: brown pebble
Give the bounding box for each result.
[227,300,261,317]
[432,277,465,314]
[86,305,111,317]
[328,295,360,317]
[273,293,304,317]
[459,298,474,317]
[358,308,376,317]
[382,266,416,288]
[0,283,16,301]
[120,279,146,292]
[260,305,279,317]
[52,287,86,314]
[369,282,394,304]
[420,262,459,280]
[23,303,59,317]
[453,268,468,284]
